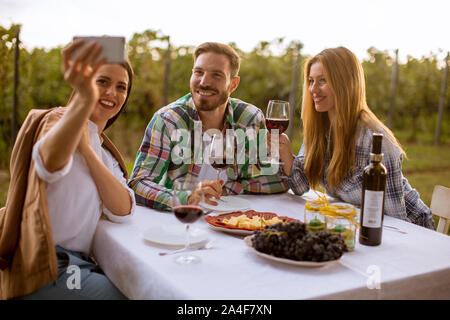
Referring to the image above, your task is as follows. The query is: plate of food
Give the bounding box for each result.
[204,210,297,235]
[244,236,340,267]
[243,221,345,267]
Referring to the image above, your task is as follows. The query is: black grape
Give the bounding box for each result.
[251,221,347,262]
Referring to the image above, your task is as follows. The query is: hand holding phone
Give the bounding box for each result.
[71,36,126,64]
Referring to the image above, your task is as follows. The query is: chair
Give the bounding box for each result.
[430,185,450,234]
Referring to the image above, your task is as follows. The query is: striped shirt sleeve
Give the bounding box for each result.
[287,143,310,195]
[382,140,435,229]
[128,111,176,211]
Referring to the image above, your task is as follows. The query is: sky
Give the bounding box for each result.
[1,0,449,63]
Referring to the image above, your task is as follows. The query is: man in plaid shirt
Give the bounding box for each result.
[129,42,288,211]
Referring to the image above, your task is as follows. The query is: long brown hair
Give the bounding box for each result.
[301,47,405,190]
[67,59,134,131]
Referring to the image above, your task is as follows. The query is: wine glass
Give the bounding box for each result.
[172,177,205,264]
[208,133,228,181]
[265,100,290,164]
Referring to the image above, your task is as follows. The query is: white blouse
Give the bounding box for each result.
[32,121,135,255]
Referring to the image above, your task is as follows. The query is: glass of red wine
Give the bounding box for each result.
[172,178,205,264]
[209,134,228,181]
[265,100,290,164]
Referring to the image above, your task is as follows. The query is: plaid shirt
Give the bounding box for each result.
[287,124,435,229]
[129,93,288,211]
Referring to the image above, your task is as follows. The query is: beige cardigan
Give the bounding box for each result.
[0,107,128,299]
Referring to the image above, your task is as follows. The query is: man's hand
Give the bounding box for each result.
[188,179,224,206]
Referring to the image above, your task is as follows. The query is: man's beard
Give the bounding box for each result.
[191,86,230,112]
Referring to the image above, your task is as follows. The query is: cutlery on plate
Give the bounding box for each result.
[158,240,215,256]
[383,225,408,234]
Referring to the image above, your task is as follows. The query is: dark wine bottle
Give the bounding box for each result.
[359,133,387,246]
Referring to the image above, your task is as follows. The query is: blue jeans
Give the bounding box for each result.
[19,246,127,300]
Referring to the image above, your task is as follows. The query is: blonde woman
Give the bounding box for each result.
[277,47,435,229]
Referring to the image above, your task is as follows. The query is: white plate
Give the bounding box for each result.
[244,236,340,268]
[207,224,255,236]
[199,196,251,213]
[143,225,208,247]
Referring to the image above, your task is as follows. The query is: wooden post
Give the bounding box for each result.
[434,52,449,145]
[11,25,20,145]
[287,43,302,138]
[162,36,171,107]
[388,49,399,129]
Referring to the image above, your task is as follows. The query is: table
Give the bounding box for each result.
[91,191,450,300]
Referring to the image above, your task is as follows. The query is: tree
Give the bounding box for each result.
[0,25,20,168]
[398,54,442,142]
[435,52,449,144]
[362,47,392,125]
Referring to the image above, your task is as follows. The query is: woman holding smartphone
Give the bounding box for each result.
[0,39,134,299]
[275,46,434,230]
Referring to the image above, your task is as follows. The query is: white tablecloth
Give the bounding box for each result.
[92,191,450,300]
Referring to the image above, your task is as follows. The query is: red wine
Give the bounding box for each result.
[173,205,204,223]
[359,133,387,246]
[266,118,289,133]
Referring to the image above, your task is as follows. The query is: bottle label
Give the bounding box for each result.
[362,190,384,228]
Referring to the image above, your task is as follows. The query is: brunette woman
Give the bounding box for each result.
[0,39,135,299]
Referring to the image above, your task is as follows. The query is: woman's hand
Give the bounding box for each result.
[188,180,224,206]
[62,40,104,106]
[37,41,105,173]
[279,133,295,176]
[267,132,294,176]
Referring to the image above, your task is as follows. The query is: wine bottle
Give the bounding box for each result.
[359,133,387,246]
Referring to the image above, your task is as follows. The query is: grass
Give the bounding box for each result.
[402,144,450,173]
[402,144,450,207]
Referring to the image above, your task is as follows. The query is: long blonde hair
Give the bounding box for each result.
[301,47,405,190]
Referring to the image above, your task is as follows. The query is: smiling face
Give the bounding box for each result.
[90,64,129,130]
[308,62,335,118]
[190,52,239,112]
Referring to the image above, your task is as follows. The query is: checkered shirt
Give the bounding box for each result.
[129,93,289,211]
[287,124,435,229]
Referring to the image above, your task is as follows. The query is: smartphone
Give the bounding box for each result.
[71,36,126,64]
